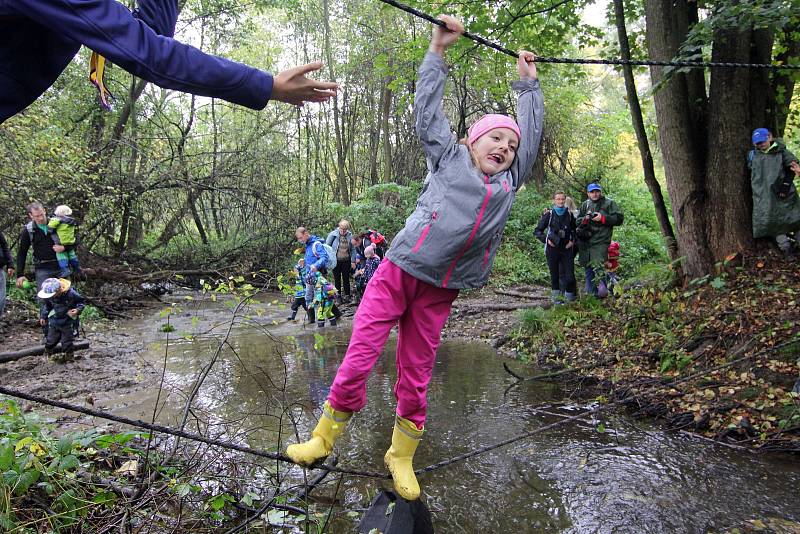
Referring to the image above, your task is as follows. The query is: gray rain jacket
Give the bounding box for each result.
[386,52,544,289]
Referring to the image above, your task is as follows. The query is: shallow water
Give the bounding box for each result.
[113,294,800,533]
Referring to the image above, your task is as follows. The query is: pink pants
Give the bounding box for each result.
[328,260,458,429]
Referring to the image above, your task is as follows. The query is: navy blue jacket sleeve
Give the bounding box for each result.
[3,0,273,111]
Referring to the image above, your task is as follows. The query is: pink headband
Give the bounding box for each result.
[467,114,521,145]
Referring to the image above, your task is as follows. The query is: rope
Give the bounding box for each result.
[375,0,800,70]
[0,385,388,480]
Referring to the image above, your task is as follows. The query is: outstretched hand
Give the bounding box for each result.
[272,62,338,106]
[429,15,464,56]
[518,50,538,81]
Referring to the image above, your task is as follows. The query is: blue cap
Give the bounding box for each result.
[752,128,769,144]
[587,183,602,192]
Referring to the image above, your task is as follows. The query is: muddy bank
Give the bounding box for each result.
[0,298,160,415]
[510,253,800,453]
[443,284,549,350]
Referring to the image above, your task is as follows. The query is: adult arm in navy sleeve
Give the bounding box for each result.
[0,0,337,123]
[533,212,549,244]
[13,0,272,109]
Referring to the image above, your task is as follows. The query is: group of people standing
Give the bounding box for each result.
[288,222,385,327]
[535,183,624,305]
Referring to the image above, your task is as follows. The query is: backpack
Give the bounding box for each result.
[313,241,337,270]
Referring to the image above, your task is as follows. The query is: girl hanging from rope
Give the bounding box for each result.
[287,15,544,500]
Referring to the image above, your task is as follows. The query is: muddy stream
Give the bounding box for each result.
[58,294,800,532]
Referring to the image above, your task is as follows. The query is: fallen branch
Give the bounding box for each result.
[493,288,546,299]
[455,301,548,315]
[82,267,223,283]
[504,356,617,382]
[0,341,91,363]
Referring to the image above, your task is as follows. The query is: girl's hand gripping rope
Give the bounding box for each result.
[428,15,464,56]
[518,50,538,81]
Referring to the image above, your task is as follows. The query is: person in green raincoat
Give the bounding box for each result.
[576,183,624,298]
[748,128,800,259]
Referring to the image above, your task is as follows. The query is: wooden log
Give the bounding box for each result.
[493,288,546,299]
[0,341,91,363]
[453,301,549,315]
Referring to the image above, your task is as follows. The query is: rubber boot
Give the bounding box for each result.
[596,280,608,298]
[286,401,352,466]
[317,321,325,328]
[564,291,576,302]
[384,415,424,500]
[287,310,297,321]
[329,317,337,327]
[550,290,562,306]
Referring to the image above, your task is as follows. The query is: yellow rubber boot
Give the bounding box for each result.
[384,415,424,500]
[286,401,352,466]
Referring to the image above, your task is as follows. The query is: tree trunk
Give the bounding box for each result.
[770,31,800,136]
[322,0,350,205]
[614,0,678,262]
[704,8,756,259]
[368,79,384,185]
[381,78,393,184]
[645,0,776,277]
[646,0,712,277]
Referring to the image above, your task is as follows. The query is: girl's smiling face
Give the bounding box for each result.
[471,127,519,175]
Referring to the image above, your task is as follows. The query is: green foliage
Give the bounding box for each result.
[0,400,148,530]
[324,182,422,240]
[520,296,610,345]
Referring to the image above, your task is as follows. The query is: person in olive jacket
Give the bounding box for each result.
[576,183,624,298]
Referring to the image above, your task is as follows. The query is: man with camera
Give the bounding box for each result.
[577,183,624,297]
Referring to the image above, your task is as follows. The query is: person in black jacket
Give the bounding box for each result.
[0,231,14,319]
[534,191,577,304]
[15,202,63,292]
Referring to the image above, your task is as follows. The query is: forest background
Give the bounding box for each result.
[0,0,798,286]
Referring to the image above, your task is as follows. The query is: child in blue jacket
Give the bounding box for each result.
[0,0,337,123]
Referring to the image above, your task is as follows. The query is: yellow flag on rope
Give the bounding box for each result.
[89,52,115,110]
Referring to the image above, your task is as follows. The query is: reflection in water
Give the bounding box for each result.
[117,302,800,533]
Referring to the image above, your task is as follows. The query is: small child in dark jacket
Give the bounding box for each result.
[288,258,308,321]
[357,245,381,293]
[38,278,85,362]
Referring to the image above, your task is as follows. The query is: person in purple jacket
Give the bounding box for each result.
[286,15,544,501]
[0,0,336,123]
